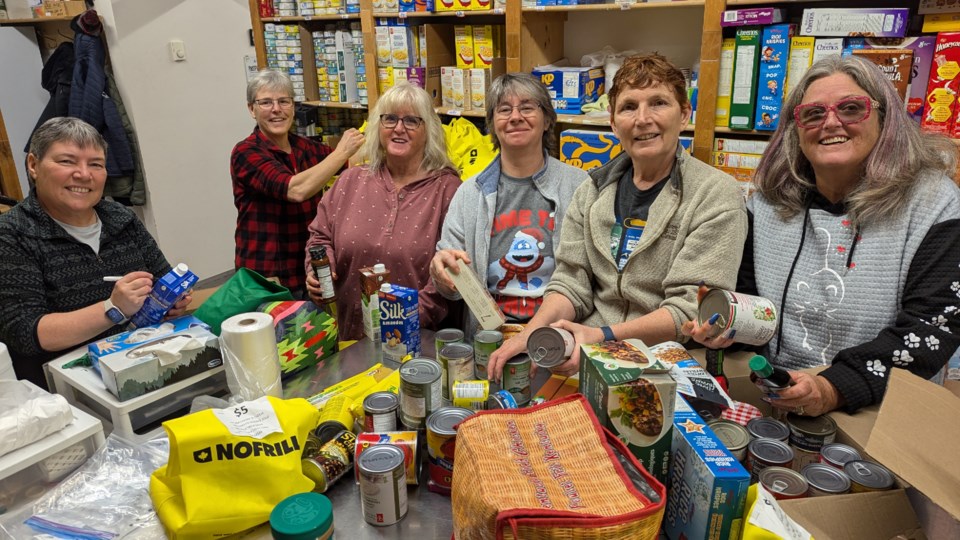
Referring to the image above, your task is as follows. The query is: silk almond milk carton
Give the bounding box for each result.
[379,283,420,362]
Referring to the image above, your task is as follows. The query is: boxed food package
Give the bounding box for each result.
[800,8,909,38]
[712,151,763,170]
[729,26,761,130]
[450,68,472,109]
[920,0,960,13]
[389,23,417,68]
[663,395,750,540]
[532,66,604,114]
[715,38,736,128]
[858,37,935,125]
[379,283,420,362]
[375,21,392,68]
[720,7,785,27]
[39,0,85,17]
[853,49,913,100]
[784,36,814,98]
[923,13,960,33]
[713,137,769,155]
[559,129,623,171]
[359,265,390,341]
[454,25,475,68]
[471,25,496,68]
[88,316,223,401]
[443,259,505,331]
[578,340,677,484]
[921,32,960,135]
[754,24,796,131]
[441,66,456,107]
[812,37,843,64]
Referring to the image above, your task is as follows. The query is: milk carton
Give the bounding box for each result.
[360,264,390,342]
[379,283,420,362]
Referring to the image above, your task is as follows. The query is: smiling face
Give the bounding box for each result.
[796,73,881,184]
[610,83,690,173]
[28,141,107,226]
[492,93,547,156]
[249,87,294,145]
[379,106,427,165]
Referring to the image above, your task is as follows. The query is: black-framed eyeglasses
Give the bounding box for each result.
[380,114,424,130]
[793,96,880,129]
[254,97,295,110]
[495,103,542,118]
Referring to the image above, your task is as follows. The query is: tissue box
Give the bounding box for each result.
[88,316,223,401]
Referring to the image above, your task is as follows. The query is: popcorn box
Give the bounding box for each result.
[89,316,222,401]
[729,26,762,130]
[532,66,604,114]
[559,129,623,171]
[454,25,474,68]
[784,36,815,98]
[853,49,913,100]
[663,395,750,540]
[715,38,737,128]
[921,32,960,135]
[578,340,677,484]
[721,7,785,28]
[800,8,909,38]
[754,24,795,131]
[379,284,421,362]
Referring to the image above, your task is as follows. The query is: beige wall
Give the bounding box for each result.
[97,0,256,279]
[0,27,46,196]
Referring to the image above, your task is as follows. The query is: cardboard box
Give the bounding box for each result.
[359,265,390,342]
[454,25,475,68]
[715,38,737,128]
[754,24,796,131]
[858,37,936,125]
[919,0,960,14]
[440,66,456,107]
[578,340,677,484]
[921,32,960,135]
[559,129,623,171]
[712,151,763,170]
[853,49,913,101]
[88,316,223,401]
[721,7,785,27]
[924,13,960,33]
[812,37,844,65]
[419,24,456,106]
[443,259,505,331]
[379,283,420,362]
[450,68,472,109]
[800,8,910,38]
[389,24,417,68]
[532,66,604,114]
[785,36,815,98]
[39,0,85,17]
[664,395,750,540]
[729,27,762,130]
[713,137,769,155]
[467,58,503,110]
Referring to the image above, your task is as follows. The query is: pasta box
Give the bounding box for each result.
[663,395,750,540]
[532,66,604,114]
[578,339,676,484]
[88,315,222,401]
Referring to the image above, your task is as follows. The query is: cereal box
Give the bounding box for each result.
[923,13,960,33]
[812,37,843,65]
[799,8,909,38]
[578,340,677,484]
[559,129,623,171]
[454,25,474,68]
[379,283,420,362]
[729,26,761,130]
[715,38,736,128]
[859,37,936,125]
[721,7,785,27]
[921,32,960,135]
[663,395,750,540]
[854,49,913,100]
[532,66,604,114]
[754,24,795,131]
[784,36,814,98]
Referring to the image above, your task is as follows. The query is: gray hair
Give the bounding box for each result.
[754,55,957,225]
[485,72,557,153]
[364,83,454,173]
[246,69,294,104]
[29,117,107,161]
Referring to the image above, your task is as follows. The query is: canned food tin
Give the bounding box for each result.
[747,438,794,480]
[439,343,474,402]
[497,323,524,341]
[759,466,809,500]
[502,354,531,405]
[487,389,518,409]
[354,431,420,485]
[434,328,464,360]
[363,391,399,433]
[802,463,851,496]
[302,449,351,493]
[707,419,751,462]
[316,394,356,436]
[321,430,357,464]
[819,443,862,470]
[452,380,489,411]
[314,420,350,446]
[698,289,778,346]
[302,431,323,459]
[746,417,790,442]
[358,444,408,526]
[844,460,895,492]
[526,327,574,368]
[426,407,475,494]
[787,413,837,470]
[473,330,503,379]
[398,358,442,428]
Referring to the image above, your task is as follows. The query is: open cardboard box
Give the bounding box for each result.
[697,350,960,539]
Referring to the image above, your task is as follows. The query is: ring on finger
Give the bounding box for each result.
[796,405,805,416]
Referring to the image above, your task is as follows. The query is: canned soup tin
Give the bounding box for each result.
[844,460,896,493]
[439,343,475,402]
[802,463,851,497]
[502,354,532,405]
[698,289,778,346]
[426,406,475,494]
[358,444,408,526]
[526,326,574,369]
[398,358,442,429]
[759,466,809,500]
[473,330,503,380]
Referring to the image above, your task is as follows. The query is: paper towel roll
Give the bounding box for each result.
[220,312,283,400]
[0,342,15,381]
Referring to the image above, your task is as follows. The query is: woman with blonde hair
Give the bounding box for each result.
[305,83,461,339]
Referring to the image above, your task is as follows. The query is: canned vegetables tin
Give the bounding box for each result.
[434,328,464,360]
[526,326,574,368]
[358,444,408,526]
[439,343,475,402]
[698,289,778,346]
[759,466,809,500]
[746,416,790,442]
[502,354,531,405]
[707,419,750,462]
[747,438,794,480]
[802,463,851,496]
[363,391,399,433]
[487,389,518,409]
[426,407,475,494]
[473,330,503,380]
[398,358,442,428]
[844,460,895,492]
[452,379,489,411]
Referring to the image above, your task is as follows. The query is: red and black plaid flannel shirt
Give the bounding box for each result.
[230,127,332,292]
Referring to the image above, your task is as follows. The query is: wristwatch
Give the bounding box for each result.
[103,299,128,324]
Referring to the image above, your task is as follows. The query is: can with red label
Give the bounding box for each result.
[747,438,794,481]
[425,406,474,495]
[358,444,408,526]
[363,391,399,433]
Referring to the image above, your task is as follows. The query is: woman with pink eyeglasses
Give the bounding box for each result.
[683,55,960,416]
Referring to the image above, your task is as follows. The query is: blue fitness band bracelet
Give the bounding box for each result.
[600,326,616,341]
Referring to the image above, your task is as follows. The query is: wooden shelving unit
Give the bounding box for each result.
[0,16,74,26]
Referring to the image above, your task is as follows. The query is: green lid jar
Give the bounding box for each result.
[270,492,334,540]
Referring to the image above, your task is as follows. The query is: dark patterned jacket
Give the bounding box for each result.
[0,191,170,389]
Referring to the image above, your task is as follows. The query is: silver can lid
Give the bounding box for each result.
[747,417,790,441]
[358,444,406,475]
[474,330,503,344]
[505,354,531,366]
[439,342,474,360]
[435,328,465,343]
[759,466,809,497]
[708,419,751,451]
[487,389,518,409]
[748,438,794,465]
[820,443,862,468]
[802,463,852,494]
[363,391,400,414]
[426,406,474,436]
[843,460,895,490]
[526,327,569,368]
[399,358,441,384]
[787,413,838,437]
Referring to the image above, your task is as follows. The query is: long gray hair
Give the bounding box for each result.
[364,83,453,173]
[753,55,956,225]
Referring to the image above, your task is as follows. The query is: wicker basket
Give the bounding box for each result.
[452,394,666,540]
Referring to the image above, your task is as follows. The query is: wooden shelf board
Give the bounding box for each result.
[260,14,360,23]
[372,9,505,18]
[557,114,610,126]
[303,100,368,109]
[0,16,73,26]
[522,0,704,14]
[714,127,773,137]
[435,107,487,118]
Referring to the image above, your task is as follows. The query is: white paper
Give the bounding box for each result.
[749,484,813,540]
[211,397,282,439]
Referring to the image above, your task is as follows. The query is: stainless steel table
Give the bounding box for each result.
[242,330,552,540]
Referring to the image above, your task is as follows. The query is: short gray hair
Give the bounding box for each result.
[364,83,454,173]
[29,117,106,161]
[485,73,557,153]
[246,69,294,104]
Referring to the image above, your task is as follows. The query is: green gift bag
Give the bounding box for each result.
[193,268,294,335]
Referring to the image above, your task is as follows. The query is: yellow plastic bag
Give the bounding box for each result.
[150,396,320,539]
[444,117,497,179]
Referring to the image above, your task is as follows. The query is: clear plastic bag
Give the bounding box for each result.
[0,435,169,540]
[0,380,73,458]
